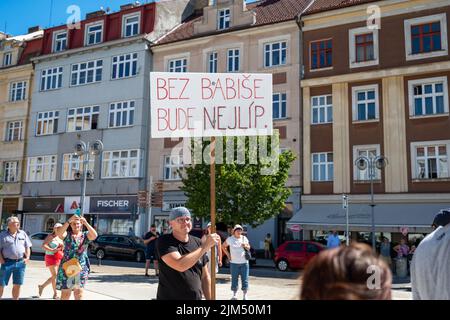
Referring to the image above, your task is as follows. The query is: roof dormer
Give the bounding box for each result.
[193,0,255,35]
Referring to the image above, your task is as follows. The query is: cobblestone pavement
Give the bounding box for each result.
[0,258,412,300]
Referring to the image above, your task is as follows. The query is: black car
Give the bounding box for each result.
[89,234,147,262]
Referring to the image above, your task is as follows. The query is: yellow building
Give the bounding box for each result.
[0,28,43,229]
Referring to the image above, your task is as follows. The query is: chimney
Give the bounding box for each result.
[86,10,106,19]
[28,26,42,34]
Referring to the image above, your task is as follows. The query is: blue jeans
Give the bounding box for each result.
[0,260,26,286]
[230,262,249,292]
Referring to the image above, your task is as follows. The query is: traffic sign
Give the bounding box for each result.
[289,224,301,232]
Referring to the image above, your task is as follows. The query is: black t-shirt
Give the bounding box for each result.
[143,231,159,252]
[156,234,208,300]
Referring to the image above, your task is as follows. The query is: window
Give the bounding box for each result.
[123,14,140,37]
[310,39,332,70]
[3,161,19,182]
[9,81,27,101]
[164,155,184,181]
[208,52,218,73]
[273,93,287,120]
[109,101,135,128]
[353,145,381,181]
[86,23,103,45]
[53,31,67,52]
[227,49,240,72]
[102,149,140,178]
[412,143,449,179]
[40,67,63,91]
[286,243,303,252]
[112,53,138,79]
[6,121,23,141]
[264,41,287,67]
[36,111,59,136]
[352,85,379,121]
[306,244,320,254]
[218,9,230,30]
[349,27,379,68]
[408,77,449,117]
[62,153,95,180]
[168,58,187,73]
[71,60,102,86]
[312,152,333,181]
[405,14,448,60]
[3,52,12,66]
[67,106,99,132]
[311,95,332,124]
[26,155,57,182]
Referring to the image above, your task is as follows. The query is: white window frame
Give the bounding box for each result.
[40,67,63,91]
[217,8,231,30]
[6,121,23,142]
[26,155,57,182]
[67,106,100,132]
[3,52,12,67]
[311,94,333,125]
[410,140,450,180]
[70,59,103,86]
[122,12,141,38]
[273,93,287,120]
[227,48,240,72]
[109,100,135,128]
[36,111,59,136]
[111,53,138,79]
[168,58,188,73]
[264,41,288,68]
[101,149,141,179]
[53,30,68,53]
[208,51,218,73]
[352,84,380,122]
[404,13,448,61]
[163,155,184,181]
[353,144,381,181]
[61,153,95,180]
[312,152,334,182]
[9,81,27,102]
[408,76,449,118]
[3,161,19,183]
[349,27,379,68]
[85,21,104,46]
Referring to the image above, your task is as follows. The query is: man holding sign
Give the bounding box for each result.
[156,207,220,300]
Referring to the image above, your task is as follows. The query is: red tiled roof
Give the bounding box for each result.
[156,0,313,46]
[304,0,382,16]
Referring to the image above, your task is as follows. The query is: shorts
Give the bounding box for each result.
[145,250,156,261]
[45,251,64,267]
[0,260,26,286]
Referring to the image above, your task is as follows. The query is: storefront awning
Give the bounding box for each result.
[288,203,450,233]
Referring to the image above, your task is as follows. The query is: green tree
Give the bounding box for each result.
[180,133,296,227]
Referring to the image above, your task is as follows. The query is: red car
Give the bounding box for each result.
[274,241,325,271]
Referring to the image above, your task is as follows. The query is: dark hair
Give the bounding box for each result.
[151,224,156,228]
[300,243,392,300]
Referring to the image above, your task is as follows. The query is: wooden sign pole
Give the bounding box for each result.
[210,136,216,300]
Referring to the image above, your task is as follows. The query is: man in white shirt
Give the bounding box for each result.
[411,209,450,300]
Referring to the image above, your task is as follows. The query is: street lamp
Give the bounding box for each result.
[74,140,103,216]
[355,155,388,252]
[342,194,349,246]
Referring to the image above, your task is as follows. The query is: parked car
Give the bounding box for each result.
[29,232,50,254]
[274,241,325,271]
[89,234,147,263]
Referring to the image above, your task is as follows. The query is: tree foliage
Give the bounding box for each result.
[180,134,296,227]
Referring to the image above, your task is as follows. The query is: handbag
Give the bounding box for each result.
[62,257,82,278]
[243,236,251,260]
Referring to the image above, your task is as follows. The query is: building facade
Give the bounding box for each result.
[0,28,43,230]
[21,1,192,236]
[290,0,450,244]
[149,0,312,249]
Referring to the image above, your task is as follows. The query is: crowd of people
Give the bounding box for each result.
[0,207,449,300]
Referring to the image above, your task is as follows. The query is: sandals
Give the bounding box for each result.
[53,293,59,300]
[38,285,44,297]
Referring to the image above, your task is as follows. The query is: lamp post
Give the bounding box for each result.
[355,155,388,252]
[74,140,103,216]
[342,194,349,246]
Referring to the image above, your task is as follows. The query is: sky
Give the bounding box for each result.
[0,0,259,36]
